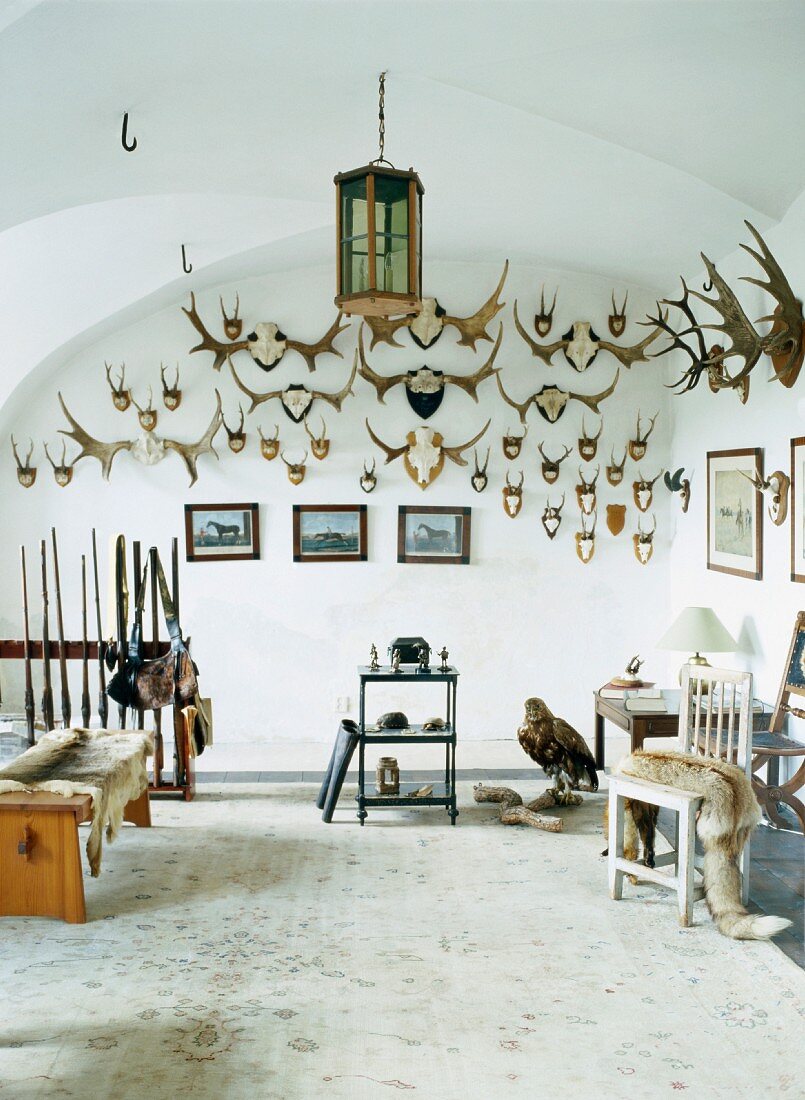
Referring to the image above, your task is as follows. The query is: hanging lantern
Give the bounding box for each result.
[334,73,423,318]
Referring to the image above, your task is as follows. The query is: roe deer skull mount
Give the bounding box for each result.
[281,450,308,485]
[160,364,182,411]
[223,405,247,453]
[502,424,528,459]
[575,465,600,515]
[578,415,603,461]
[44,441,74,487]
[105,362,131,411]
[538,442,573,484]
[304,416,330,460]
[132,387,158,432]
[258,424,280,460]
[608,291,628,337]
[541,493,565,539]
[11,436,36,488]
[628,410,658,461]
[502,469,524,517]
[575,510,596,564]
[471,447,490,493]
[633,468,664,513]
[359,458,377,494]
[633,513,657,564]
[606,447,627,486]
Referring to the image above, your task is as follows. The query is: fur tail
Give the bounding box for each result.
[703,848,792,940]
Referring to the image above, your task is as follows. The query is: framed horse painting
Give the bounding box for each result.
[398,506,471,565]
[706,448,763,580]
[184,502,260,562]
[292,505,367,563]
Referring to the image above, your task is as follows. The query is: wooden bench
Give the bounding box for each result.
[0,787,150,924]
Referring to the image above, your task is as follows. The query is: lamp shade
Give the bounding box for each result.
[656,606,737,653]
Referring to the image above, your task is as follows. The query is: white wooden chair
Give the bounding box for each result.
[608,665,753,927]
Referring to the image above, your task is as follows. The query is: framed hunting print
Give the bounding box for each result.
[707,448,763,580]
[185,503,260,562]
[791,436,805,583]
[293,505,367,563]
[398,506,471,565]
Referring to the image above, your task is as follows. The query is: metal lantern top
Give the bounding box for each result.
[334,74,424,318]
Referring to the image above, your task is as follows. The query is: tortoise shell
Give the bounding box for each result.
[376,711,409,729]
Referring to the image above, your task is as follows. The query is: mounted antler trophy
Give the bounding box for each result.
[648,221,804,394]
[282,450,308,486]
[575,510,596,564]
[105,362,131,411]
[11,436,36,488]
[160,364,182,410]
[44,441,74,487]
[132,387,158,432]
[514,298,664,371]
[366,419,490,490]
[503,425,528,460]
[358,326,501,417]
[183,291,350,372]
[258,424,280,460]
[502,470,524,518]
[633,469,664,513]
[220,294,242,339]
[538,442,572,484]
[541,493,564,539]
[608,292,628,337]
[664,468,691,513]
[223,405,247,453]
[230,354,357,422]
[363,260,508,351]
[57,390,223,485]
[739,466,790,526]
[359,459,377,494]
[606,447,627,486]
[534,285,558,336]
[304,416,330,460]
[628,411,658,461]
[496,370,620,425]
[578,416,603,461]
[471,447,490,492]
[575,465,599,515]
[633,514,657,564]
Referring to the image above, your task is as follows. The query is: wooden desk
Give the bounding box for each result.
[593,689,772,770]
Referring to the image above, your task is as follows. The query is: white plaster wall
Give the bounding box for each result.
[666,195,805,749]
[0,260,672,745]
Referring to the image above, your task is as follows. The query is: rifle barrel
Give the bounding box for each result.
[40,539,54,731]
[91,529,108,728]
[20,545,35,745]
[81,554,91,728]
[51,528,71,727]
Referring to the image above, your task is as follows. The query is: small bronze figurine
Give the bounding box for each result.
[416,642,432,673]
[369,643,380,672]
[391,648,402,673]
[438,646,449,672]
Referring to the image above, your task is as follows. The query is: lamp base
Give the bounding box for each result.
[678,653,712,692]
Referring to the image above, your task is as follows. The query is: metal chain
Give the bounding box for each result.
[378,71,386,162]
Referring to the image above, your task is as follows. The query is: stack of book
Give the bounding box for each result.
[599,679,655,698]
[600,683,667,712]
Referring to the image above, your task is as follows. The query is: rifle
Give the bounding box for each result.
[150,545,163,787]
[81,554,91,728]
[91,529,108,728]
[115,535,127,728]
[40,539,54,730]
[132,541,144,730]
[50,527,71,727]
[20,545,35,745]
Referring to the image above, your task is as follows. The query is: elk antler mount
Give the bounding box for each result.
[230,353,357,422]
[183,292,350,373]
[513,298,664,371]
[358,324,502,417]
[650,221,804,394]
[496,369,620,425]
[58,390,223,485]
[363,260,508,352]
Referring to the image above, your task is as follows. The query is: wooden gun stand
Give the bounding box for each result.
[0,536,195,801]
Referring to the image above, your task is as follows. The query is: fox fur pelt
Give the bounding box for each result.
[616,749,791,941]
[0,727,152,877]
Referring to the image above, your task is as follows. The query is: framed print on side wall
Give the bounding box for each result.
[398,506,471,565]
[293,505,367,563]
[707,448,763,581]
[185,503,260,562]
[791,436,805,583]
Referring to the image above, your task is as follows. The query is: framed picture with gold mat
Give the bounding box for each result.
[707,448,763,580]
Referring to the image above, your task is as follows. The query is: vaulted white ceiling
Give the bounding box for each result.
[2,0,804,409]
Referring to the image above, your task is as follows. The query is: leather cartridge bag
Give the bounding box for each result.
[107,550,198,711]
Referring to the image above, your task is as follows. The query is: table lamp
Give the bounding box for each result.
[656,606,737,688]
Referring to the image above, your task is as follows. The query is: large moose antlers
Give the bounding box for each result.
[652,221,804,393]
[183,292,350,373]
[366,420,491,489]
[363,260,508,351]
[495,370,620,425]
[513,300,665,370]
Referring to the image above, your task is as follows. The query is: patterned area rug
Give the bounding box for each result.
[1,782,802,1099]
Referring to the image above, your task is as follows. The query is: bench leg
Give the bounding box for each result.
[608,786,625,901]
[123,788,152,828]
[0,809,86,923]
[677,802,697,928]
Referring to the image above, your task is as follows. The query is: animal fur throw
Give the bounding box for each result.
[617,750,791,941]
[0,728,152,877]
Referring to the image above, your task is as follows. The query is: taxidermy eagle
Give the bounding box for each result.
[518,697,599,802]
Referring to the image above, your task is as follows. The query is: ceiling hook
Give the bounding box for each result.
[181,244,192,275]
[121,112,137,153]
[703,276,713,292]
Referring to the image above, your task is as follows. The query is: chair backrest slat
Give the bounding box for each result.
[677,664,753,774]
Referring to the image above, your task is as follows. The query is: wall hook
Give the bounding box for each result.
[121,112,137,153]
[703,276,713,292]
[181,244,192,274]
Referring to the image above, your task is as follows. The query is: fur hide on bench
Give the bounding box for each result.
[0,728,152,876]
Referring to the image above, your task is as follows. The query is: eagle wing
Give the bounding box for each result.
[551,717,598,789]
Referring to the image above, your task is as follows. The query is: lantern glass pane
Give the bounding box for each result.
[374,175,409,236]
[339,175,369,294]
[374,234,409,293]
[342,239,370,294]
[340,176,368,239]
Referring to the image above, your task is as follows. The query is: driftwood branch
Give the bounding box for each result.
[473,784,563,832]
